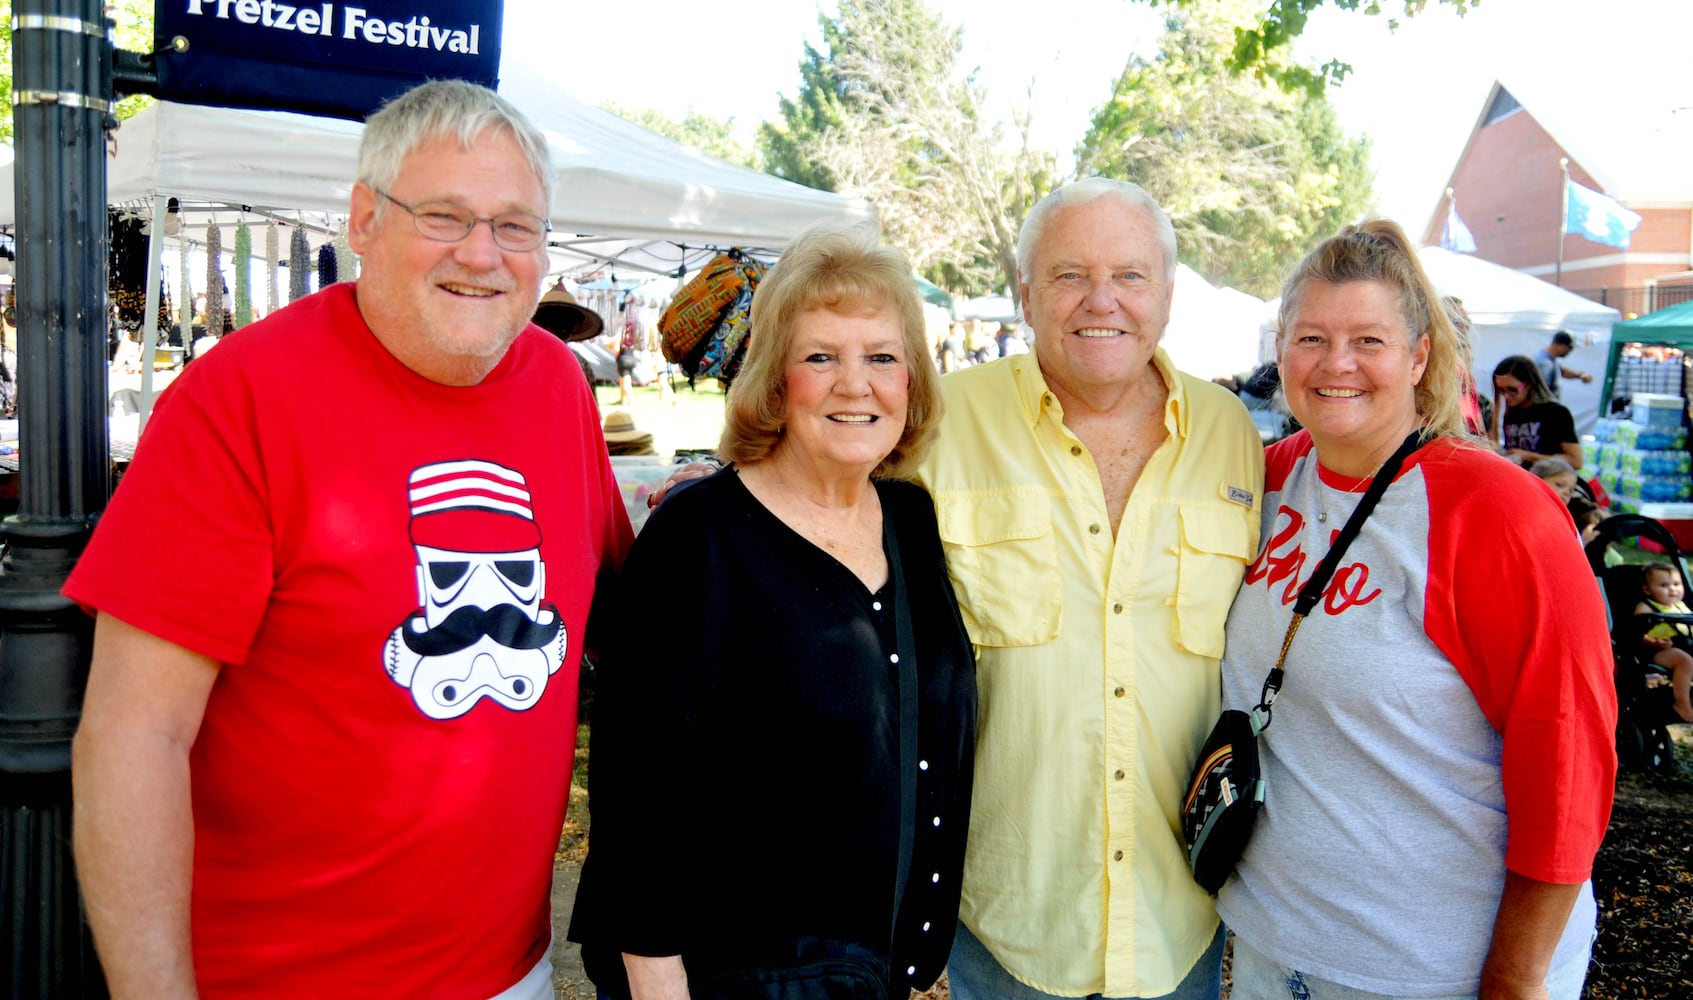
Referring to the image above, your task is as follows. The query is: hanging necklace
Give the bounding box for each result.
[1317,456,1389,523]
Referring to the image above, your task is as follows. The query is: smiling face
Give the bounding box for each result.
[1020,198,1173,401]
[1279,279,1430,477]
[348,128,549,386]
[777,305,910,480]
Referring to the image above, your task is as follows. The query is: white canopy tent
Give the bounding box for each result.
[1161,264,1271,381]
[0,60,872,278]
[1417,246,1620,435]
[954,294,1018,324]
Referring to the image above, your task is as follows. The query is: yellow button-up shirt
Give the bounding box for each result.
[913,346,1263,997]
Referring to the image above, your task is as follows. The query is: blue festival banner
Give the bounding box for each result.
[154,1,503,121]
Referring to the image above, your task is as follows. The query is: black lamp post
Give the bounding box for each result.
[0,1,118,995]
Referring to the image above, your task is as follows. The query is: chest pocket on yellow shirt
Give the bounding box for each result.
[1174,505,1254,659]
[935,493,1060,648]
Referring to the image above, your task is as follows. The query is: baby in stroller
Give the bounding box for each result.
[1587,514,1693,770]
[1634,561,1693,723]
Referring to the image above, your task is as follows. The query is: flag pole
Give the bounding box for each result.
[1556,158,1569,286]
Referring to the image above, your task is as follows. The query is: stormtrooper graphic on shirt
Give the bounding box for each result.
[384,459,568,720]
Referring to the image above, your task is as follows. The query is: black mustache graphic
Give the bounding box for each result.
[399,602,562,657]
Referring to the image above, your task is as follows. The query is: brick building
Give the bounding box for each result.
[1421,81,1693,317]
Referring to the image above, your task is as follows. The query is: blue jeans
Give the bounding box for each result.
[946,920,1223,1000]
[1228,933,1591,1000]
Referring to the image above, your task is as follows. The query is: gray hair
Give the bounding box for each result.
[358,80,554,215]
[1015,178,1177,283]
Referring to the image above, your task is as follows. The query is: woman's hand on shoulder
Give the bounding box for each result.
[647,462,718,508]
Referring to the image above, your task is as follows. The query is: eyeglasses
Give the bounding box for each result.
[373,189,551,252]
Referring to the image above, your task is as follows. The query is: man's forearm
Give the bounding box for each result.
[73,729,200,999]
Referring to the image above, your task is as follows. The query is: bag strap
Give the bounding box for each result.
[882,491,919,952]
[1255,431,1424,722]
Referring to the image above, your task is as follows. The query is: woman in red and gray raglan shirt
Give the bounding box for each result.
[1216,220,1616,999]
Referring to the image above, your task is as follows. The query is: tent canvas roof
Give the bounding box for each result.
[1612,298,1693,337]
[0,61,872,276]
[1418,246,1620,435]
[1601,299,1693,406]
[1418,246,1620,331]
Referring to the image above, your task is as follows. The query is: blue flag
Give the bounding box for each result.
[1442,202,1477,253]
[1565,180,1642,250]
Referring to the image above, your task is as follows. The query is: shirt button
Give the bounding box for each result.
[933,816,941,826]
[1113,849,1124,861]
[1070,445,1082,456]
[923,921,931,932]
[1088,524,1101,535]
[1114,769,1126,780]
[919,759,929,770]
[932,872,941,883]
[1044,393,1054,406]
[1114,686,1125,698]
[872,601,882,611]
[908,966,917,977]
[890,653,900,664]
[1112,603,1123,614]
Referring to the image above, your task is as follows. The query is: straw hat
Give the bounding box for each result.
[532,285,604,343]
[602,410,655,455]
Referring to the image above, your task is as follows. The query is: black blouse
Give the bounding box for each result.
[568,470,976,995]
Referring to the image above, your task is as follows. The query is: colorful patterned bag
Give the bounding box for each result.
[660,253,745,364]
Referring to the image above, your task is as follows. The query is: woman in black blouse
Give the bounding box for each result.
[569,224,976,1000]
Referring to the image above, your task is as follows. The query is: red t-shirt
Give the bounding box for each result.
[65,283,632,998]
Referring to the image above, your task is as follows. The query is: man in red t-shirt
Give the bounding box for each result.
[67,81,631,999]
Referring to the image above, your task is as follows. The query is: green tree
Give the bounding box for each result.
[759,0,1055,297]
[602,102,761,171]
[1078,0,1373,297]
[757,34,850,193]
[0,0,154,144]
[1142,0,1478,93]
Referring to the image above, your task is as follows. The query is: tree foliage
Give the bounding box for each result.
[1143,0,1478,93]
[602,103,761,171]
[0,0,155,145]
[758,0,1054,297]
[1078,0,1373,297]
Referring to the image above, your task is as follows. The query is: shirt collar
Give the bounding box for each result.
[1014,340,1191,440]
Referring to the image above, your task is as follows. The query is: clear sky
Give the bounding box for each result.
[502,0,1693,237]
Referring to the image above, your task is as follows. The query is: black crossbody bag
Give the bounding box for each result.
[1181,431,1422,893]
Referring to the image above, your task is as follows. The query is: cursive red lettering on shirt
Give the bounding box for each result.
[1246,504,1383,616]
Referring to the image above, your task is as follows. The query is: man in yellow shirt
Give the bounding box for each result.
[915,179,1264,999]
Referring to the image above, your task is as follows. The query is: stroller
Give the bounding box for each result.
[1585,513,1693,772]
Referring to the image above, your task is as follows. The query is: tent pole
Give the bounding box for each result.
[139,195,165,430]
[1556,158,1569,287]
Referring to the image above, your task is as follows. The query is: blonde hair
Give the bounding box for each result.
[719,224,941,477]
[1279,219,1468,441]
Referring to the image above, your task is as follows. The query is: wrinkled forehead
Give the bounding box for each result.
[1032,200,1166,275]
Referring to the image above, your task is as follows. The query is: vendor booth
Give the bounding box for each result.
[1601,299,1693,415]
[0,61,872,277]
[1588,301,1693,544]
[0,60,870,430]
[1417,246,1619,436]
